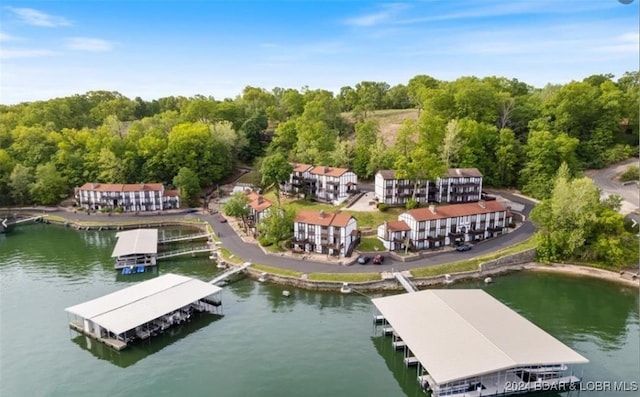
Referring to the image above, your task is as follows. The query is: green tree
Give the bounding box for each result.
[520,130,579,199]
[337,86,359,112]
[97,147,128,183]
[173,167,200,207]
[454,119,499,184]
[223,192,251,231]
[257,207,295,246]
[183,97,217,123]
[354,81,389,116]
[270,118,298,154]
[261,152,293,205]
[407,74,440,108]
[166,122,233,185]
[367,138,396,177]
[353,120,379,177]
[30,163,68,205]
[441,119,462,168]
[239,111,267,162]
[9,163,33,205]
[384,84,411,109]
[0,149,14,205]
[531,163,637,266]
[494,128,520,187]
[331,139,355,169]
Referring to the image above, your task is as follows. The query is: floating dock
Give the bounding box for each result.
[112,228,216,271]
[372,289,588,396]
[65,274,222,350]
[112,229,159,269]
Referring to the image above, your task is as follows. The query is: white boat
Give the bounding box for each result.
[258,272,268,282]
[282,290,290,297]
[340,282,352,294]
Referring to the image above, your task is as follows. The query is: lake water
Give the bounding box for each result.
[1,224,638,397]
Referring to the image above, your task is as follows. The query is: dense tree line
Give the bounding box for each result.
[531,163,637,267]
[0,72,637,207]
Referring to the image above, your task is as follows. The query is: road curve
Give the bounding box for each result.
[584,158,639,215]
[49,191,536,274]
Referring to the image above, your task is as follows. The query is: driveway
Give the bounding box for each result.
[205,190,536,273]
[347,192,377,212]
[584,158,639,215]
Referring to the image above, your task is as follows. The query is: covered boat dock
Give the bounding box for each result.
[65,274,222,350]
[372,290,589,397]
[112,228,158,269]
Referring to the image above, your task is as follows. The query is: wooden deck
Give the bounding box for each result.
[69,320,127,351]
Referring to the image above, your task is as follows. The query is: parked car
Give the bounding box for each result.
[357,255,370,264]
[372,254,384,264]
[455,244,472,252]
[218,215,228,223]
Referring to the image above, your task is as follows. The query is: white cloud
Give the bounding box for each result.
[596,31,640,54]
[0,31,21,42]
[0,48,57,59]
[65,37,115,52]
[344,3,410,27]
[5,7,71,27]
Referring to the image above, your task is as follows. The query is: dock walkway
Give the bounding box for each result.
[157,245,214,260]
[158,232,212,244]
[210,262,252,285]
[393,272,418,293]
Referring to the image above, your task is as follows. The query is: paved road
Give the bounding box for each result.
[584,158,639,215]
[45,191,536,274]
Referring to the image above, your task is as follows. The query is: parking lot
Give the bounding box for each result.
[347,191,378,212]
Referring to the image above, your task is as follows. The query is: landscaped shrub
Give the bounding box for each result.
[114,207,124,213]
[377,203,389,212]
[258,236,273,247]
[603,144,636,166]
[405,198,418,210]
[620,165,639,182]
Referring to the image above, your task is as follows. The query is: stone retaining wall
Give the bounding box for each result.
[45,218,208,232]
[242,248,538,292]
[480,248,536,271]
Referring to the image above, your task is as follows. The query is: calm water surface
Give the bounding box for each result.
[1,224,638,397]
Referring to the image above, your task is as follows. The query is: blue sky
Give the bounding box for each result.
[1,0,638,104]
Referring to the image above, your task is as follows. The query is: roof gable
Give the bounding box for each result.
[310,166,351,177]
[295,210,355,227]
[406,201,506,222]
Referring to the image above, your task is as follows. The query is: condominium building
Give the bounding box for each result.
[75,183,180,212]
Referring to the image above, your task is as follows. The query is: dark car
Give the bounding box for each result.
[372,254,384,264]
[357,255,370,264]
[218,215,228,223]
[455,244,472,252]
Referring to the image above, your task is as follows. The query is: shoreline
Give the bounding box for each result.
[523,263,639,288]
[9,210,639,290]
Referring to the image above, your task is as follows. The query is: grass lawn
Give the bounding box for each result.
[410,236,537,278]
[410,260,480,277]
[358,236,385,252]
[307,272,382,282]
[263,243,286,253]
[218,248,245,264]
[261,187,402,230]
[252,264,304,278]
[344,207,404,230]
[235,170,261,185]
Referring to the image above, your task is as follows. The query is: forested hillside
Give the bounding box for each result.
[0,72,637,206]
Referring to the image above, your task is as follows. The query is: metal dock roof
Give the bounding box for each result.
[372,289,588,385]
[111,228,158,257]
[65,274,222,335]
